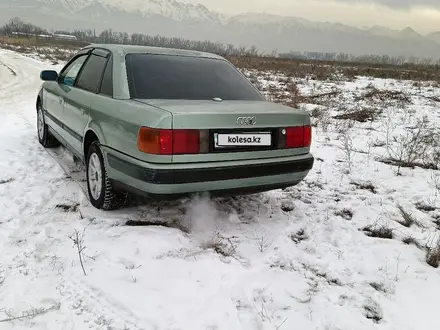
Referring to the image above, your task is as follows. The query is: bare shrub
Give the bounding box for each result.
[381,116,438,175]
[341,133,354,173]
[202,232,238,258]
[292,278,319,304]
[254,232,273,253]
[285,81,302,108]
[363,298,383,323]
[69,228,88,276]
[263,80,303,109]
[429,171,440,197]
[357,86,411,108]
[369,282,387,293]
[290,229,308,244]
[432,214,440,230]
[246,71,263,91]
[310,107,332,132]
[335,208,354,220]
[426,236,440,268]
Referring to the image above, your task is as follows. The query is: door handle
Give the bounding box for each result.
[59,98,64,105]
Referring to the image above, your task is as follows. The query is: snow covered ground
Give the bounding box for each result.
[1,48,440,330]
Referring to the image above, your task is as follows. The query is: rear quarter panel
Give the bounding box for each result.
[87,97,173,163]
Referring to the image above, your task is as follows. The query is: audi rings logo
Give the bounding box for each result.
[236,116,257,125]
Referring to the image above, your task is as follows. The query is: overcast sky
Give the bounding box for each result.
[183,0,440,33]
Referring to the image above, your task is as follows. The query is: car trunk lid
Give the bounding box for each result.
[135,99,311,163]
[136,99,309,129]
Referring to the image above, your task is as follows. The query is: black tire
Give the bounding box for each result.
[37,102,59,148]
[86,141,127,210]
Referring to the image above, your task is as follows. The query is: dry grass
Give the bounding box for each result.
[227,55,440,82]
[0,36,87,48]
[402,236,424,250]
[356,86,412,105]
[362,224,394,239]
[350,180,377,194]
[2,36,440,83]
[396,205,421,228]
[333,107,380,123]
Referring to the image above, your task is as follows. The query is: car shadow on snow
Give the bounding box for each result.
[123,192,275,229]
[47,144,289,233]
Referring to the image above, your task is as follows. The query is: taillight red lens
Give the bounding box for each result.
[137,127,199,155]
[303,125,312,147]
[173,129,199,154]
[285,125,312,148]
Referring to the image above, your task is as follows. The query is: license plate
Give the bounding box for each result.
[214,132,272,148]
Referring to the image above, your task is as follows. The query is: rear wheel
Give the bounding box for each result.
[86,141,127,210]
[37,102,59,148]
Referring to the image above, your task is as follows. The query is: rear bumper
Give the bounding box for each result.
[104,149,314,198]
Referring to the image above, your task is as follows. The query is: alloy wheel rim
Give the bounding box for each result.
[88,153,103,200]
[37,106,44,139]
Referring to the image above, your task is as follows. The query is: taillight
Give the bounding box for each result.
[285,125,312,148]
[172,129,199,154]
[137,127,200,155]
[303,125,312,147]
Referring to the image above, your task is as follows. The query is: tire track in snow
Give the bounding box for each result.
[0,59,17,75]
[57,278,157,330]
[0,50,160,329]
[0,50,83,212]
[0,59,19,101]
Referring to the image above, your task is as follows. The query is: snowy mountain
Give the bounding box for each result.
[366,25,401,38]
[427,31,440,44]
[366,26,425,40]
[3,0,225,22]
[398,27,423,39]
[1,0,440,58]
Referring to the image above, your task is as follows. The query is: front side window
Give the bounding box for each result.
[58,54,88,86]
[125,53,265,101]
[76,54,108,94]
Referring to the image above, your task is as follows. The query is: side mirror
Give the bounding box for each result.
[40,70,58,81]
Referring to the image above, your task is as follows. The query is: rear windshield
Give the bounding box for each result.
[125,53,265,101]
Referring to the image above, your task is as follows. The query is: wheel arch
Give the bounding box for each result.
[83,129,100,159]
[36,89,44,111]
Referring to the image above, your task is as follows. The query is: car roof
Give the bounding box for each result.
[85,44,225,60]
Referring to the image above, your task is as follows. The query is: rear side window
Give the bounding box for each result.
[100,56,113,97]
[76,54,108,93]
[125,53,264,101]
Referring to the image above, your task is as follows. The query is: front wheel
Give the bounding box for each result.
[37,102,59,148]
[86,141,127,210]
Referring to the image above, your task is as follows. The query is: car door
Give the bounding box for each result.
[55,51,91,151]
[43,51,89,138]
[61,49,110,155]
